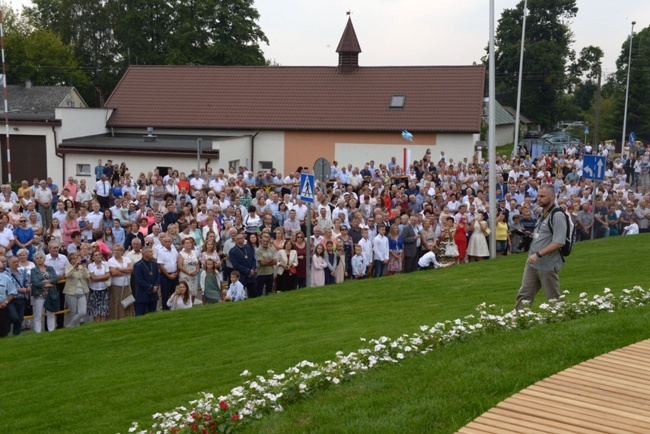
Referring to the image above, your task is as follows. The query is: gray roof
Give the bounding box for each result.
[1,85,85,120]
[59,133,232,156]
[482,101,515,126]
[501,106,532,125]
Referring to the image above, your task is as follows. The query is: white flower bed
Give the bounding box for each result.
[128,286,649,434]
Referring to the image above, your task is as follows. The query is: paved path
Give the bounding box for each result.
[457,339,650,434]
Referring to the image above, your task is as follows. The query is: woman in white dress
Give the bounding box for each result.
[177,237,200,303]
[467,212,490,262]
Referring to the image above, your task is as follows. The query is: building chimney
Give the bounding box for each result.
[143,127,157,142]
[336,17,361,73]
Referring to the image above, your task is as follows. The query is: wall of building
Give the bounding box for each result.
[495,124,515,148]
[4,125,61,183]
[283,131,483,172]
[434,133,477,163]
[56,108,111,140]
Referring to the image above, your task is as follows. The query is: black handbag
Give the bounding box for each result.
[44,287,60,313]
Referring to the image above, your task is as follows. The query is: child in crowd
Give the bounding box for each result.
[351,245,366,279]
[223,270,245,302]
[417,248,452,271]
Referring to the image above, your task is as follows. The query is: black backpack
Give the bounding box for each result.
[548,207,576,257]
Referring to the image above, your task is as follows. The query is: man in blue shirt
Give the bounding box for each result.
[0,257,18,338]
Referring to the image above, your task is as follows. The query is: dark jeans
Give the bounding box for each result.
[256,274,274,296]
[0,306,10,337]
[56,282,66,329]
[246,277,261,298]
[8,298,26,336]
[135,301,158,316]
[373,260,387,278]
[160,275,178,311]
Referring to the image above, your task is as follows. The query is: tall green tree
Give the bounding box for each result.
[491,0,578,128]
[3,7,90,88]
[611,25,650,141]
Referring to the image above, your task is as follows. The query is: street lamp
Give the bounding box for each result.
[621,21,636,157]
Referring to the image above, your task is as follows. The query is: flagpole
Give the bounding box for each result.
[621,21,635,157]
[0,0,11,182]
[488,0,497,258]
[513,0,527,149]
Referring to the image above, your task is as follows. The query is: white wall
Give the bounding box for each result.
[64,154,218,184]
[334,133,475,170]
[434,134,476,164]
[251,131,284,174]
[56,108,111,140]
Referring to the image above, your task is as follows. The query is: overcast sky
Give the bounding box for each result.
[8,0,648,76]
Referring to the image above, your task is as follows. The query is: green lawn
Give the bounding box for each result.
[0,235,648,433]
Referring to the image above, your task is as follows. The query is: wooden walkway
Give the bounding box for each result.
[457,339,650,434]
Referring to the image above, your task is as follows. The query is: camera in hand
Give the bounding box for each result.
[81,258,88,264]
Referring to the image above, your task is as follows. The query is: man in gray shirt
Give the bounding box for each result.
[515,184,567,311]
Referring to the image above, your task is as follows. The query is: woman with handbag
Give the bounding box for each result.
[107,244,135,320]
[88,251,111,322]
[276,240,298,291]
[30,252,59,333]
[63,252,90,327]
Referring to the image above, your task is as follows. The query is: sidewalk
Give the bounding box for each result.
[458,339,650,433]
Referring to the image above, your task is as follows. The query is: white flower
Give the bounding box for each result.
[240,370,251,377]
[396,353,404,360]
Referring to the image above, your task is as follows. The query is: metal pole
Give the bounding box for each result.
[590,181,598,241]
[0,0,11,182]
[488,0,497,258]
[513,0,527,148]
[306,202,311,288]
[621,21,636,157]
[593,72,601,149]
[197,138,202,173]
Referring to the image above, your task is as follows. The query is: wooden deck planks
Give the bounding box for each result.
[457,339,650,434]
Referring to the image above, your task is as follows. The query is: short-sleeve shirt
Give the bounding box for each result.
[255,246,276,276]
[529,208,567,271]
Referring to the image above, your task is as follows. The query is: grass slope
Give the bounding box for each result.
[0,235,648,433]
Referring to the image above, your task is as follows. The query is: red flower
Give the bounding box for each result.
[231,414,240,421]
[203,413,212,421]
[191,424,198,431]
[191,411,198,419]
[218,401,229,410]
[171,430,179,434]
[201,429,207,434]
[209,423,216,429]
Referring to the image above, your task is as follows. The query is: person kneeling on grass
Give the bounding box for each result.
[417,248,451,271]
[222,270,246,302]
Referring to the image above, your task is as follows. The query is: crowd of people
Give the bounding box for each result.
[0,142,649,337]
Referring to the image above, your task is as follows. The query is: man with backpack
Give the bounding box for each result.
[515,184,568,310]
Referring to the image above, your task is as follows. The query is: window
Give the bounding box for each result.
[389,95,406,109]
[229,160,240,170]
[259,161,273,171]
[76,164,91,176]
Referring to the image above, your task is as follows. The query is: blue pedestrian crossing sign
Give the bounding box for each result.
[582,154,606,181]
[299,173,315,203]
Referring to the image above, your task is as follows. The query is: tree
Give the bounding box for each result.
[611,25,650,141]
[491,0,578,129]
[3,7,90,88]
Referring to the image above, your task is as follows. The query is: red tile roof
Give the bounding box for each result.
[105,64,485,133]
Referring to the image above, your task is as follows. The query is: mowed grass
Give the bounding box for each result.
[0,234,648,433]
